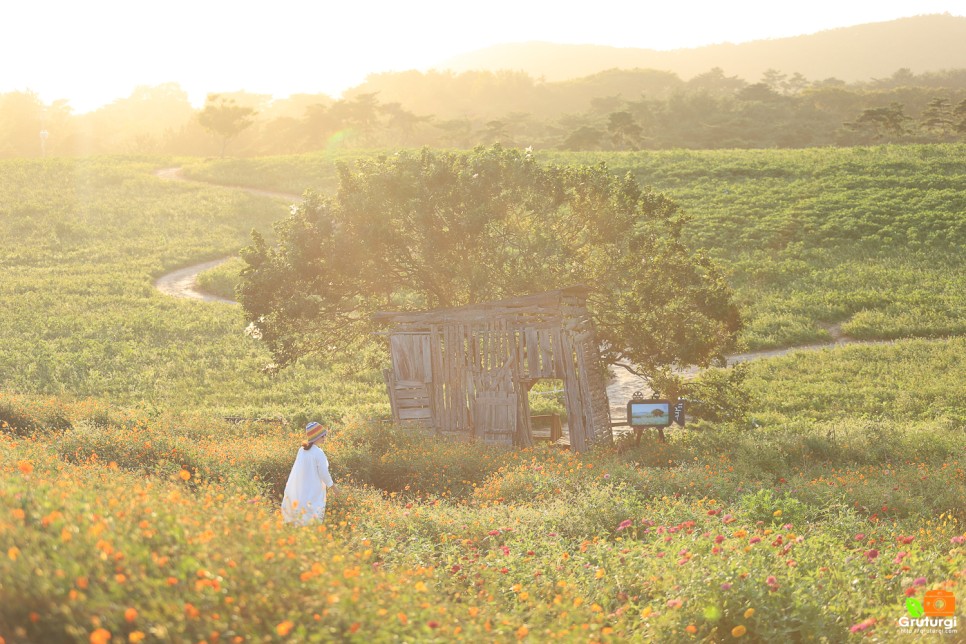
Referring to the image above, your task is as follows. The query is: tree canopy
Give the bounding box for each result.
[238,146,742,387]
[198,94,256,157]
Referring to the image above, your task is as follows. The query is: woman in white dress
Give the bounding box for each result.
[281,421,337,524]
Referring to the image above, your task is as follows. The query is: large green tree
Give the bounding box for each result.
[238,146,741,391]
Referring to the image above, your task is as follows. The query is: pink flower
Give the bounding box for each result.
[850,618,875,633]
[898,535,914,545]
[864,549,879,561]
[750,537,761,544]
[722,514,735,524]
[617,519,633,531]
[854,533,865,541]
[766,576,777,586]
[714,535,725,544]
[666,598,683,609]
[951,535,965,545]
[913,577,927,586]
[488,530,500,536]
[720,582,732,590]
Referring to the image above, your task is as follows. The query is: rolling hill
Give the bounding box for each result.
[437,14,966,83]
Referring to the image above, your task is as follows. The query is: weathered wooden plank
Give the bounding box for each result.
[399,408,433,420]
[383,368,398,421]
[538,330,553,377]
[526,329,539,376]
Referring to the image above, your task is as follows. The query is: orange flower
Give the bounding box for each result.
[128,632,145,643]
[179,470,191,481]
[516,625,529,639]
[7,547,19,561]
[276,621,294,636]
[732,625,747,638]
[11,508,25,520]
[686,624,697,634]
[125,607,138,623]
[90,628,111,644]
[17,460,33,475]
[744,608,755,619]
[469,607,479,617]
[397,612,408,625]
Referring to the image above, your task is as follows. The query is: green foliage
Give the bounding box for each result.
[2,144,965,641]
[745,337,966,425]
[0,157,388,418]
[194,256,245,300]
[2,385,964,642]
[188,145,966,351]
[238,146,742,377]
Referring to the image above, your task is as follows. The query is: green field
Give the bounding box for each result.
[186,145,966,350]
[2,149,964,642]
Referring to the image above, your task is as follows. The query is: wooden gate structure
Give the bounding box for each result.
[373,286,613,451]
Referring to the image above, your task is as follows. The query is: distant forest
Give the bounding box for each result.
[4,66,966,157]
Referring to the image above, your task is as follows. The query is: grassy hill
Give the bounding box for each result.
[186,145,966,350]
[439,14,966,84]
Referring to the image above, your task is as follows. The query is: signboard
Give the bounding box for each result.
[625,393,686,428]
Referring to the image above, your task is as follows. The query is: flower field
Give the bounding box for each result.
[1,151,964,641]
[2,334,964,641]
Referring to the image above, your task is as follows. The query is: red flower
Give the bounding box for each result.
[864,549,879,561]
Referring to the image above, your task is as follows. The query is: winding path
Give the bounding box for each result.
[152,168,302,302]
[150,167,922,418]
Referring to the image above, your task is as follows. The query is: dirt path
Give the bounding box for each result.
[153,167,303,303]
[153,257,238,304]
[604,325,901,418]
[155,167,303,202]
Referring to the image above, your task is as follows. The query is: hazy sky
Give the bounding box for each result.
[4,0,965,112]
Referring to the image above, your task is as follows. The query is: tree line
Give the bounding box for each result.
[4,67,966,157]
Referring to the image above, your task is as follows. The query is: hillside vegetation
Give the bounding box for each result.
[2,333,965,641]
[1,150,964,642]
[0,157,385,419]
[187,145,966,350]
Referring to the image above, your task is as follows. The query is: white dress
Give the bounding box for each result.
[281,445,334,525]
